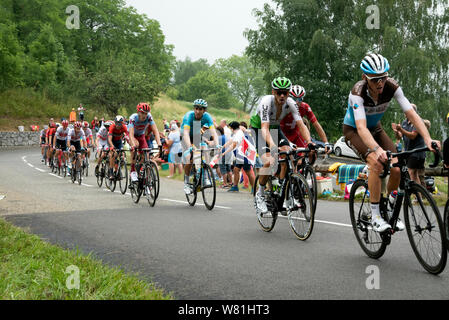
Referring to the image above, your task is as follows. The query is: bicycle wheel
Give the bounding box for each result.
[144,163,157,207]
[150,161,160,199]
[129,175,142,204]
[253,175,277,232]
[301,165,317,215]
[62,159,67,178]
[84,157,89,177]
[96,162,104,187]
[349,179,387,259]
[287,173,314,240]
[118,156,128,194]
[445,199,449,251]
[77,159,82,185]
[404,183,447,274]
[201,164,216,210]
[71,161,76,184]
[104,162,112,190]
[185,169,197,206]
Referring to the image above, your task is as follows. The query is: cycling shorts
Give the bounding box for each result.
[343,123,397,161]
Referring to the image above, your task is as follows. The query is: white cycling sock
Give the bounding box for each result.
[370,203,380,217]
[257,184,265,196]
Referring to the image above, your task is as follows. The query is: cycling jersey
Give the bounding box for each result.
[108,124,128,141]
[67,128,86,142]
[96,126,109,141]
[128,113,155,137]
[55,127,70,141]
[343,78,413,129]
[46,127,56,138]
[250,95,301,129]
[280,101,317,147]
[40,129,48,139]
[181,111,214,136]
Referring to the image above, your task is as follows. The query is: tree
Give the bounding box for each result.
[173,57,210,86]
[245,0,449,141]
[214,55,266,113]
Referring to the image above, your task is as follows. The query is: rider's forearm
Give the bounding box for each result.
[407,111,432,143]
[297,121,311,144]
[313,122,328,143]
[261,126,275,149]
[357,126,380,150]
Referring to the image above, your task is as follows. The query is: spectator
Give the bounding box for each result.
[91,117,100,133]
[220,121,255,192]
[69,108,77,123]
[219,119,232,137]
[166,123,183,178]
[393,104,426,186]
[78,103,86,121]
[216,126,232,188]
[163,119,170,131]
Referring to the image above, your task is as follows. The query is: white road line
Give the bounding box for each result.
[49,173,63,179]
[81,183,93,187]
[35,168,45,172]
[160,198,231,210]
[27,163,34,168]
[277,215,352,228]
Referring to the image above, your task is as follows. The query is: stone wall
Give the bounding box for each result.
[0,131,40,147]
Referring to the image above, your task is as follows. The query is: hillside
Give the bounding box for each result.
[0,89,250,132]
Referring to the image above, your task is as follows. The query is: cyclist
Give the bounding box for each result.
[83,121,94,159]
[108,115,128,179]
[181,99,219,195]
[40,125,49,162]
[250,77,313,214]
[343,53,439,232]
[128,103,162,182]
[67,121,87,173]
[280,85,332,157]
[53,120,70,168]
[45,123,57,166]
[95,120,112,176]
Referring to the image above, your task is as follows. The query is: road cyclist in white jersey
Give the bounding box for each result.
[67,121,87,174]
[342,53,440,232]
[250,77,313,214]
[95,121,112,176]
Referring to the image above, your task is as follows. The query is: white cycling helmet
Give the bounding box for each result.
[360,53,390,75]
[290,85,306,99]
[115,115,124,123]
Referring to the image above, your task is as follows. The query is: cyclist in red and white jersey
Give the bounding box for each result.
[83,121,94,158]
[45,123,57,166]
[40,125,49,162]
[53,120,70,166]
[67,121,86,173]
[280,85,331,154]
[107,115,128,179]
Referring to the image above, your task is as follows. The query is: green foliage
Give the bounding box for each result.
[173,57,210,86]
[214,55,266,113]
[0,0,174,115]
[245,0,449,141]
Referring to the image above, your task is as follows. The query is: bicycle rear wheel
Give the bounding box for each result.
[287,173,314,240]
[301,165,317,215]
[201,164,216,210]
[150,161,160,199]
[404,183,447,274]
[104,162,112,190]
[253,176,277,232]
[349,179,387,259]
[96,162,104,187]
[77,159,82,185]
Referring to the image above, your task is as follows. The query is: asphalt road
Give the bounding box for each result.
[1,147,448,299]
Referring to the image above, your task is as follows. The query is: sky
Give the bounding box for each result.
[125,0,272,64]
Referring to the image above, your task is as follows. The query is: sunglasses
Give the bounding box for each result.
[194,107,206,111]
[365,74,388,82]
[292,97,303,102]
[275,90,289,96]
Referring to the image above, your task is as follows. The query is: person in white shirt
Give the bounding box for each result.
[219,121,255,192]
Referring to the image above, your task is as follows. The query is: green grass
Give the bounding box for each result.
[0,218,173,300]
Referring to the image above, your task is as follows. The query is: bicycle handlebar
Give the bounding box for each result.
[379,142,441,178]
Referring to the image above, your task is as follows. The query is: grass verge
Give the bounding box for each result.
[0,218,173,300]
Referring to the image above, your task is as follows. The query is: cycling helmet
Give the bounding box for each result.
[44,125,49,130]
[55,122,61,128]
[290,85,306,99]
[74,122,82,128]
[83,121,89,128]
[360,53,390,75]
[62,120,69,128]
[104,120,113,128]
[193,99,208,109]
[272,77,292,90]
[115,115,124,123]
[137,102,151,113]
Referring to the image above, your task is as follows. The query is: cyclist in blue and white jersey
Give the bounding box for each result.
[181,99,219,195]
[343,53,439,232]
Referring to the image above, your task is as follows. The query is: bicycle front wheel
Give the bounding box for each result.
[404,183,447,274]
[118,157,128,194]
[445,199,449,251]
[201,164,216,210]
[253,175,277,232]
[96,163,104,187]
[301,165,317,215]
[185,170,197,207]
[144,163,158,207]
[151,161,160,199]
[287,173,314,240]
[349,179,387,259]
